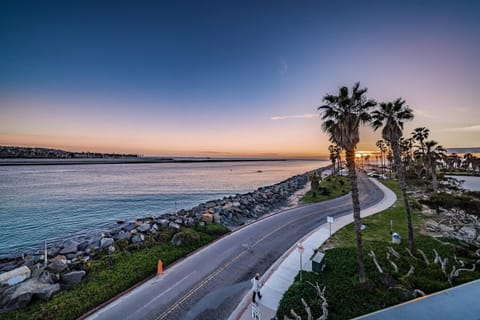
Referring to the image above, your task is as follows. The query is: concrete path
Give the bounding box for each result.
[228,178,397,320]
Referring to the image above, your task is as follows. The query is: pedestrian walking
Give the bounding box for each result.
[251,273,262,303]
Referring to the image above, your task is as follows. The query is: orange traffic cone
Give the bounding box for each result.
[157,260,163,275]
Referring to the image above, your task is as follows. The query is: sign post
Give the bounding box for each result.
[297,242,304,282]
[327,216,334,236]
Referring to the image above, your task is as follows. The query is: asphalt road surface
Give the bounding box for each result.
[86,172,384,320]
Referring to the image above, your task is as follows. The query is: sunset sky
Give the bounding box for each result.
[1,0,479,157]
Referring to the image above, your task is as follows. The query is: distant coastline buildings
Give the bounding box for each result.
[0,146,141,159]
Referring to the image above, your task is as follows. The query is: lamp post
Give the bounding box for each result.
[297,242,304,281]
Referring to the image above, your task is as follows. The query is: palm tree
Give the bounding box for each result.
[424,140,446,193]
[328,144,337,175]
[318,82,376,283]
[376,139,387,175]
[412,127,430,154]
[372,98,415,251]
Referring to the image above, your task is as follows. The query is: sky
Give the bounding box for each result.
[1,0,479,158]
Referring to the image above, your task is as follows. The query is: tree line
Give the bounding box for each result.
[317,82,478,283]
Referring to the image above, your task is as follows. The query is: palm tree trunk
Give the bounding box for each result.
[431,158,438,192]
[346,148,367,283]
[391,141,415,251]
[338,155,341,175]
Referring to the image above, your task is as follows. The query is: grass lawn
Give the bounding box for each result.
[3,224,229,320]
[277,180,480,320]
[301,175,351,204]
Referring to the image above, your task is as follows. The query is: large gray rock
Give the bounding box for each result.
[38,270,58,284]
[0,278,60,311]
[108,246,116,254]
[131,234,145,244]
[78,240,90,251]
[138,223,151,233]
[47,255,68,273]
[0,265,31,286]
[122,222,137,232]
[59,240,79,255]
[157,219,170,227]
[168,222,181,231]
[100,237,114,249]
[116,231,131,241]
[60,270,86,287]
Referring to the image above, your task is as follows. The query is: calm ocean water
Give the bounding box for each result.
[0,160,326,256]
[447,175,480,191]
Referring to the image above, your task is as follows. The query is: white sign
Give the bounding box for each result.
[327,216,334,223]
[297,242,304,253]
[252,302,261,320]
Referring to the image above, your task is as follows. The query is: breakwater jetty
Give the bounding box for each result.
[0,166,327,312]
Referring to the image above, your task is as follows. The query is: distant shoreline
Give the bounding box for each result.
[0,157,301,166]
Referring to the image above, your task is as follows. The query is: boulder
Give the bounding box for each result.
[47,247,60,258]
[100,237,114,249]
[157,219,170,227]
[0,266,31,286]
[59,240,79,255]
[38,270,58,284]
[47,255,68,273]
[168,222,181,231]
[108,246,116,255]
[78,241,90,252]
[0,278,60,311]
[122,222,137,232]
[116,231,131,241]
[131,234,144,244]
[0,260,22,273]
[60,270,86,287]
[138,223,151,233]
[202,213,213,224]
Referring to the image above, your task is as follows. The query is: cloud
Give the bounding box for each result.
[444,124,480,132]
[271,114,318,121]
[413,108,433,119]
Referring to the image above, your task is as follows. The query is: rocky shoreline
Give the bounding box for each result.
[0,166,327,312]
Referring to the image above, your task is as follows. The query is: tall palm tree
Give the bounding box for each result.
[424,140,446,193]
[376,139,387,175]
[318,82,376,283]
[328,144,337,175]
[412,127,430,154]
[372,98,415,251]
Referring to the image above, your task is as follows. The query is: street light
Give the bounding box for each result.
[297,242,304,281]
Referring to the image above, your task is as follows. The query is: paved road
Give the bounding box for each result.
[87,172,384,320]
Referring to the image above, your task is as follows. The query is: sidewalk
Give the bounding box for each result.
[228,178,397,320]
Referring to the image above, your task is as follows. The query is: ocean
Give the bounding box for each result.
[0,160,327,256]
[446,175,480,191]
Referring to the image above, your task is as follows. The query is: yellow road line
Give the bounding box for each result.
[156,202,349,319]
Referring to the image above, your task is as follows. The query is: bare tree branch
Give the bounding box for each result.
[417,249,430,264]
[369,250,383,273]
